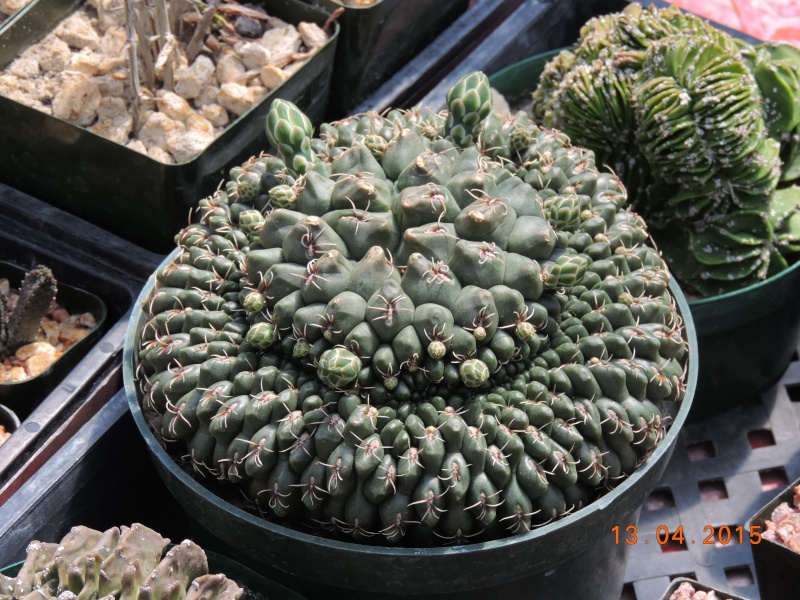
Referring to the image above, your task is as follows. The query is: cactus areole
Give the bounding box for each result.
[134,73,690,546]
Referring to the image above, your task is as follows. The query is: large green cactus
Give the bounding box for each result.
[0,524,242,600]
[532,3,800,297]
[134,73,689,546]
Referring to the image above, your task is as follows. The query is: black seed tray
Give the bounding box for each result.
[621,346,800,600]
[0,389,191,564]
[0,182,163,494]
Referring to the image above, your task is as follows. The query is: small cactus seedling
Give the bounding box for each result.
[0,265,57,359]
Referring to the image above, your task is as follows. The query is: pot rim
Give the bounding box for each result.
[0,404,20,431]
[124,242,699,557]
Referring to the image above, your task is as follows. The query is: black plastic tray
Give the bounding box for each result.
[0,0,338,253]
[746,475,800,599]
[0,182,163,493]
[301,0,469,117]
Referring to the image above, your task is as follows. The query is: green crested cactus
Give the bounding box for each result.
[0,265,57,358]
[135,75,689,547]
[0,524,242,600]
[532,3,800,297]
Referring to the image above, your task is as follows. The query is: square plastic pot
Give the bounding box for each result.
[300,0,469,117]
[0,0,338,253]
[658,578,750,600]
[0,182,163,491]
[746,475,800,599]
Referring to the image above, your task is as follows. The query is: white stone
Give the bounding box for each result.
[55,11,100,50]
[147,145,175,164]
[33,37,72,73]
[235,41,271,70]
[217,82,263,117]
[8,55,39,79]
[186,112,214,134]
[261,26,301,69]
[0,0,29,17]
[126,139,147,154]
[200,103,228,128]
[69,48,102,76]
[194,84,219,107]
[96,96,127,121]
[216,50,246,84]
[138,111,185,151]
[99,26,126,56]
[298,22,327,49]
[283,60,305,77]
[166,128,215,163]
[174,55,215,99]
[88,0,125,29]
[52,72,101,126]
[259,65,287,90]
[156,90,194,122]
[95,74,124,97]
[89,112,132,143]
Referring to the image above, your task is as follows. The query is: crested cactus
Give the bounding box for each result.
[0,524,242,600]
[134,73,690,546]
[0,265,57,358]
[532,3,800,297]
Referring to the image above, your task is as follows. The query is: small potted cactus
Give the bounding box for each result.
[489,2,800,418]
[0,0,338,252]
[746,476,800,599]
[0,262,105,419]
[124,72,697,597]
[659,578,748,600]
[0,523,307,600]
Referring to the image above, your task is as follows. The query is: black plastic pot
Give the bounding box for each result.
[488,50,800,422]
[0,0,338,253]
[746,475,800,599]
[301,0,468,118]
[0,182,163,489]
[658,578,749,600]
[0,404,19,443]
[123,249,699,600]
[0,548,308,600]
[0,260,107,419]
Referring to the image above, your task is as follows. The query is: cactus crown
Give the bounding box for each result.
[135,73,689,547]
[0,265,57,358]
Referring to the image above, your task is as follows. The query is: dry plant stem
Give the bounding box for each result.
[153,0,177,91]
[125,0,144,132]
[133,0,156,90]
[186,5,215,63]
[323,7,344,33]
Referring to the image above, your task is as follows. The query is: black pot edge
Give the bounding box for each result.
[120,246,700,594]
